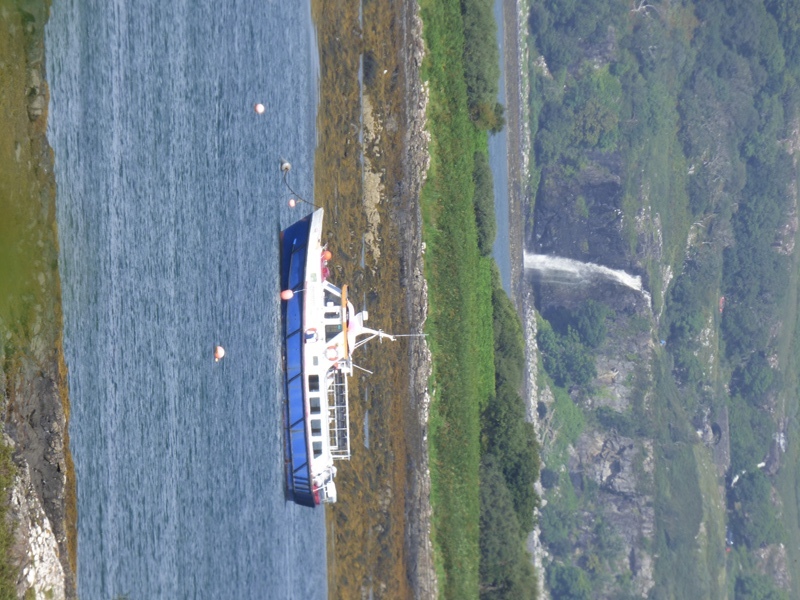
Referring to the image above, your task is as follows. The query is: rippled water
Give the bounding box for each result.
[46,1,326,597]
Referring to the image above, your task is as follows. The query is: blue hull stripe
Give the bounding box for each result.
[280,214,317,507]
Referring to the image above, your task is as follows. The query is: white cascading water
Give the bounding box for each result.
[524,252,651,306]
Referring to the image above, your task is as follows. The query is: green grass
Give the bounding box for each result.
[771,171,800,596]
[0,3,49,341]
[419,0,497,596]
[544,376,585,466]
[0,6,45,598]
[693,445,727,599]
[650,353,712,599]
[1,3,77,593]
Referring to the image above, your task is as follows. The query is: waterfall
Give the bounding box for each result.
[524,252,651,306]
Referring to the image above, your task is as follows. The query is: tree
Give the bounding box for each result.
[537,321,596,387]
[574,300,610,348]
[547,563,591,600]
[730,470,784,549]
[735,572,788,600]
[461,0,503,130]
[733,352,776,403]
[479,456,537,600]
[728,395,773,474]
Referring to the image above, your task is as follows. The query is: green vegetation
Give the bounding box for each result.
[535,64,621,164]
[1,2,54,597]
[735,573,789,600]
[420,0,536,597]
[420,0,541,595]
[729,470,784,550]
[478,456,537,599]
[460,0,504,131]
[527,0,800,595]
[649,355,711,600]
[472,151,496,256]
[730,547,790,600]
[0,442,17,600]
[546,563,591,600]
[538,470,578,558]
[536,300,609,388]
[483,268,539,534]
[478,267,540,599]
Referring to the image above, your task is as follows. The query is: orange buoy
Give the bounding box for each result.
[214,346,226,362]
[280,290,294,301]
[322,250,332,261]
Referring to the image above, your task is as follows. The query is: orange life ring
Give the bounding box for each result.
[326,346,338,361]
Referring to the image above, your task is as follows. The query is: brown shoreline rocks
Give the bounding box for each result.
[397,5,437,598]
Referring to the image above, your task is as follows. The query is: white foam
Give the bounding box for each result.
[524,252,650,306]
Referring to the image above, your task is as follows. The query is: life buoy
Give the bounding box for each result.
[305,328,318,341]
[326,346,338,361]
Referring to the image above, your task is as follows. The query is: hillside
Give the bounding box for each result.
[524,1,800,598]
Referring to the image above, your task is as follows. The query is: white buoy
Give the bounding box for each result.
[280,160,291,173]
[254,103,265,114]
[214,346,225,362]
[288,198,296,208]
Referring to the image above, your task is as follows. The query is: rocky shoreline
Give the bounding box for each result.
[1,4,77,599]
[396,2,437,597]
[501,0,549,597]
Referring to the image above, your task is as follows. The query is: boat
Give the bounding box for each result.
[280,208,394,506]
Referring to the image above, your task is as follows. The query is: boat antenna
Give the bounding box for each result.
[280,159,317,208]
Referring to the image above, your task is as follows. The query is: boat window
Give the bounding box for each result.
[308,375,320,392]
[313,441,323,458]
[310,396,321,414]
[324,287,340,305]
[325,324,342,342]
[324,308,339,320]
[311,419,322,436]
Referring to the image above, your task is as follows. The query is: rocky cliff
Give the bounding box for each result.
[523,51,671,591]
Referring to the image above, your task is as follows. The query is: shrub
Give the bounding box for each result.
[472,152,497,256]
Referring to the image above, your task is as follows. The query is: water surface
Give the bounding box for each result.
[46,2,326,597]
[489,0,511,292]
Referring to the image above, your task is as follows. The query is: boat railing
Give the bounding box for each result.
[327,370,350,459]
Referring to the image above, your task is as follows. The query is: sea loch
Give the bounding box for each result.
[46,1,327,597]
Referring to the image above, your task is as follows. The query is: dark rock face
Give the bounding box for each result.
[527,153,651,324]
[8,355,68,545]
[529,153,657,595]
[531,156,631,271]
[532,276,645,323]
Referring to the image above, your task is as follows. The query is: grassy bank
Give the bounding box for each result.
[1,0,77,594]
[419,0,496,596]
[311,0,527,595]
